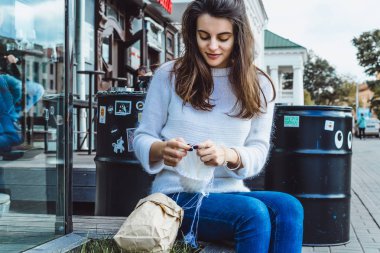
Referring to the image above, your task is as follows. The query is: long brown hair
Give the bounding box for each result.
[173,0,275,119]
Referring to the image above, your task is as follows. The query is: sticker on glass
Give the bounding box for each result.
[335,130,343,149]
[126,128,136,152]
[115,100,132,116]
[284,116,299,128]
[136,101,144,111]
[99,106,106,124]
[112,136,125,154]
[324,120,334,131]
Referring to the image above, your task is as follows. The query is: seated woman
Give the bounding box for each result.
[133,0,304,252]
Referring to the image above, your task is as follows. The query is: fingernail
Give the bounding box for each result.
[189,148,193,152]
[193,145,199,149]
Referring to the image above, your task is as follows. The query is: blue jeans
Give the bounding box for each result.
[169,191,304,253]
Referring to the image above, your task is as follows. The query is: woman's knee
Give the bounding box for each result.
[274,193,304,222]
[236,197,271,233]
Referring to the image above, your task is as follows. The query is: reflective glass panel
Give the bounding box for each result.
[0,0,66,252]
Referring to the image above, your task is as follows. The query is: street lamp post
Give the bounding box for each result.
[355,83,359,118]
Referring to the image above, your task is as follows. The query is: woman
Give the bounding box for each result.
[133,0,303,252]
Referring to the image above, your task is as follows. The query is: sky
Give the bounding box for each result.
[262,0,379,83]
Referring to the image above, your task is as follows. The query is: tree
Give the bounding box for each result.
[353,30,380,118]
[352,30,380,76]
[367,80,380,119]
[334,80,356,107]
[303,53,342,105]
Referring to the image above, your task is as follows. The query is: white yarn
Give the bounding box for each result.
[175,151,215,248]
[175,151,215,194]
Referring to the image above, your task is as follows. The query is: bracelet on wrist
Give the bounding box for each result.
[222,147,241,171]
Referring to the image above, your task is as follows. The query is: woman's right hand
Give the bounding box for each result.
[162,137,191,167]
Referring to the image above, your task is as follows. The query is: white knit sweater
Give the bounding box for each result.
[133,61,275,194]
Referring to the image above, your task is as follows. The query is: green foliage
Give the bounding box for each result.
[367,80,380,119]
[303,52,343,105]
[70,239,201,253]
[334,80,356,107]
[352,30,380,76]
[75,239,121,253]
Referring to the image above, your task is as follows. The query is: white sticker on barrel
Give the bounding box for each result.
[112,137,125,154]
[324,120,334,131]
[126,128,136,152]
[136,101,144,111]
[138,112,142,123]
[115,100,132,116]
[335,130,343,149]
[284,116,299,128]
[347,132,352,149]
[107,105,114,114]
[99,106,106,124]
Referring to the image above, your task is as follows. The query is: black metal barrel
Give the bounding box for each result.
[265,105,352,246]
[94,91,153,216]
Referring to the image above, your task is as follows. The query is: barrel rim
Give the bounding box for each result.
[275,105,352,112]
[97,91,146,97]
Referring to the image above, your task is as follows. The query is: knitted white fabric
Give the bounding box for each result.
[175,151,215,194]
[133,61,275,194]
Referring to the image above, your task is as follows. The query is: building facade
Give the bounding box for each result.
[264,30,307,105]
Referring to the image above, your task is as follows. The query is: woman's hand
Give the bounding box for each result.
[195,140,226,166]
[162,137,191,167]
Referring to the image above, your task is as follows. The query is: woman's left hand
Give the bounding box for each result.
[195,140,225,166]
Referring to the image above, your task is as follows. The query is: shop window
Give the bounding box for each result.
[165,30,175,61]
[106,5,118,21]
[120,14,125,30]
[145,17,164,52]
[102,36,112,65]
[105,3,124,30]
[33,61,39,74]
[148,47,160,72]
[130,17,142,36]
[166,32,174,54]
[281,72,293,90]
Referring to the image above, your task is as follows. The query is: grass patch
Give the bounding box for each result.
[70,239,202,253]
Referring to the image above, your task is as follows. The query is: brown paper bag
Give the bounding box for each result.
[114,193,184,252]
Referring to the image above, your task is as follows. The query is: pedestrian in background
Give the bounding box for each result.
[0,53,44,160]
[133,0,304,252]
[136,65,152,91]
[357,113,366,140]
